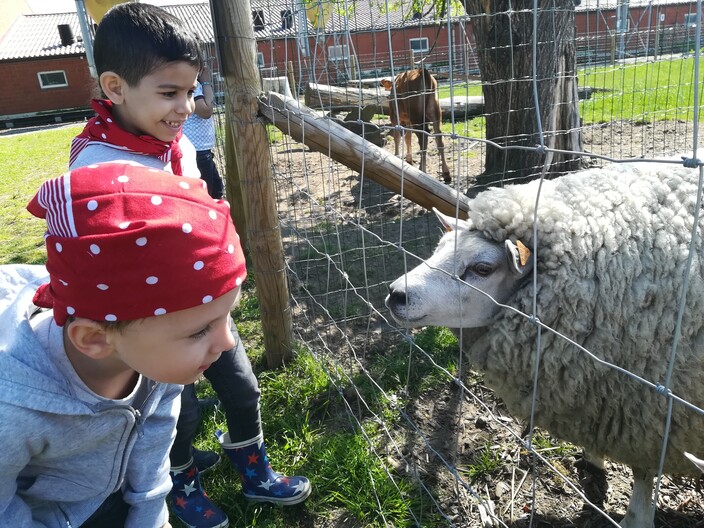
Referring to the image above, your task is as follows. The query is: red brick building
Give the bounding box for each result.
[0,12,94,126]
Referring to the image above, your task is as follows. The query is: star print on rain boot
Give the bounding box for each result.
[217,430,311,505]
[169,457,229,528]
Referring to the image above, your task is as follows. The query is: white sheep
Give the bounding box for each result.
[385,160,704,528]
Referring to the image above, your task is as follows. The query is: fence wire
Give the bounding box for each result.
[208,0,704,526]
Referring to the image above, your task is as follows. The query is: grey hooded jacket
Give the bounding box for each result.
[0,265,181,527]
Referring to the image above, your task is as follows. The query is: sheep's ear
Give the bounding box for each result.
[685,452,704,473]
[433,207,471,232]
[505,239,532,276]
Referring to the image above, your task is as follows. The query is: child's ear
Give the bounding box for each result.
[65,319,114,359]
[100,71,126,104]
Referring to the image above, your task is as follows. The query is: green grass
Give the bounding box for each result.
[436,81,483,100]
[0,124,83,265]
[460,445,504,481]
[436,81,487,140]
[267,124,285,144]
[578,56,704,124]
[438,56,703,139]
[529,431,579,458]
[359,326,459,399]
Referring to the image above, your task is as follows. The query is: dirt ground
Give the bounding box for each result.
[269,119,704,527]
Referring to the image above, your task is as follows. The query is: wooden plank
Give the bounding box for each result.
[304,82,485,119]
[305,82,388,113]
[438,96,485,118]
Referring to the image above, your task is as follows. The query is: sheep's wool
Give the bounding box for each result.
[464,161,704,474]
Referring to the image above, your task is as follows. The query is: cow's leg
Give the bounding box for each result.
[416,125,429,173]
[404,126,414,165]
[392,127,402,157]
[431,115,451,183]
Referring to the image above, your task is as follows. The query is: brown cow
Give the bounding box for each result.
[381,68,451,183]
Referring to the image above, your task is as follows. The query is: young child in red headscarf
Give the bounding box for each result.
[68,5,310,528]
[0,162,246,528]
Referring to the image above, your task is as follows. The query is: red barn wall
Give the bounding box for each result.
[0,56,93,117]
[256,22,475,84]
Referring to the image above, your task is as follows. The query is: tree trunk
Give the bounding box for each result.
[462,0,585,191]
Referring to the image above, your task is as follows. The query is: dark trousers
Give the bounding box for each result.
[196,149,224,200]
[170,320,262,466]
[80,493,129,528]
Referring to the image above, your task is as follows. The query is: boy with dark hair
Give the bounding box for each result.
[0,162,247,528]
[69,4,311,528]
[69,2,201,174]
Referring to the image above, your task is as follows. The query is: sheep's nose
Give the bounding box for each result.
[385,288,407,307]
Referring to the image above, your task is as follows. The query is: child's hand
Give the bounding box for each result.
[198,63,212,85]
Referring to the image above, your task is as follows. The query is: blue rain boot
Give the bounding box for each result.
[170,457,229,528]
[216,431,311,505]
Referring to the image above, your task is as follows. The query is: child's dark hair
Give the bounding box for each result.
[93,2,202,87]
[64,315,140,334]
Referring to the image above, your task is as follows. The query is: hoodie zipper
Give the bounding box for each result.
[58,504,72,527]
[110,382,161,491]
[134,408,144,437]
[133,380,159,437]
[110,381,158,435]
[54,383,159,527]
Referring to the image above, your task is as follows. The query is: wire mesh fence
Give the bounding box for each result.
[207,0,704,526]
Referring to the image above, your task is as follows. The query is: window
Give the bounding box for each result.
[256,52,265,68]
[685,13,699,27]
[252,10,265,31]
[409,37,429,53]
[37,70,68,88]
[281,9,293,30]
[328,45,349,62]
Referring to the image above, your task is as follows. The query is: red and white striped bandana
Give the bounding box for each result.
[27,161,247,326]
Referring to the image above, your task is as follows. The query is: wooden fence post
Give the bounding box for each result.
[223,100,247,248]
[212,0,293,367]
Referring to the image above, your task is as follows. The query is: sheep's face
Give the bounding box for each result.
[385,209,533,328]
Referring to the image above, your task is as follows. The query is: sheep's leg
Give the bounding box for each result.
[575,452,608,507]
[619,469,654,528]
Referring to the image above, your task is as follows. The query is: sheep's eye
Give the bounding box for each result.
[469,263,494,277]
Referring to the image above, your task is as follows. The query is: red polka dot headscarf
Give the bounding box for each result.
[27,161,247,326]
